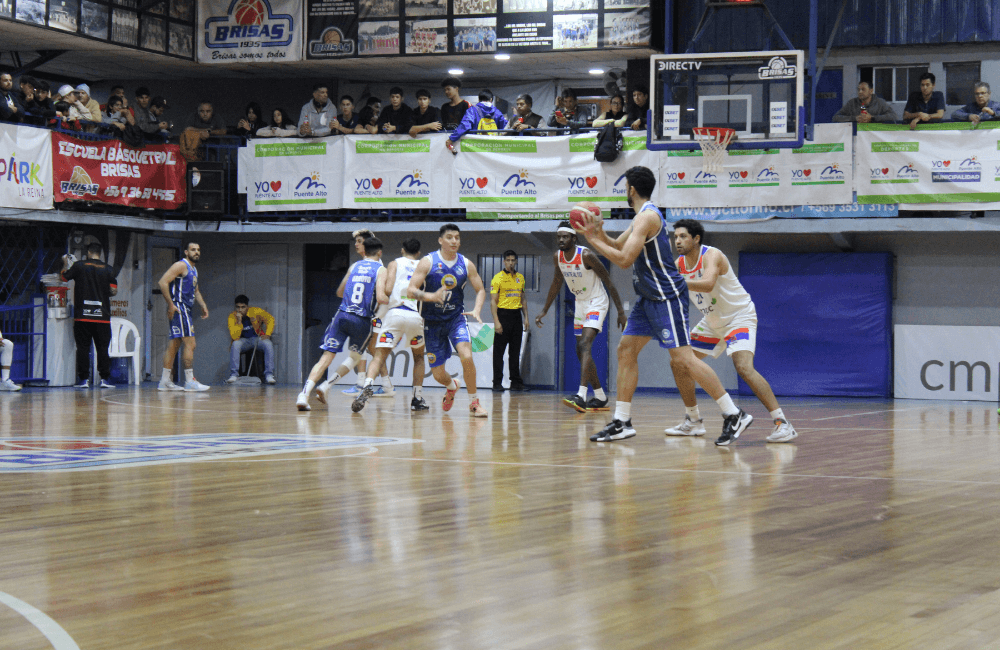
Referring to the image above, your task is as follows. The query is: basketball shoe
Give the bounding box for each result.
[315,381,330,405]
[410,396,429,411]
[665,415,705,436]
[469,399,488,418]
[586,397,610,412]
[766,419,798,443]
[590,419,636,442]
[184,380,210,392]
[716,409,753,446]
[296,392,311,411]
[342,385,361,394]
[351,385,374,413]
[443,383,458,412]
[373,385,394,397]
[98,379,115,389]
[158,379,183,392]
[563,394,587,413]
[75,379,90,389]
[0,378,22,391]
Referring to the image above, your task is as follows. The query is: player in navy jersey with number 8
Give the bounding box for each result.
[296,237,385,411]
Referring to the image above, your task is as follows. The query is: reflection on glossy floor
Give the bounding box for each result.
[2,386,999,650]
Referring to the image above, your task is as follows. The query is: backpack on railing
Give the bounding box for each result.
[594,123,623,162]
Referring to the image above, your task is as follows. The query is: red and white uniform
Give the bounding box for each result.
[558,245,609,334]
[678,245,757,358]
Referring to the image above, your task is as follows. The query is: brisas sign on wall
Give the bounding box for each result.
[198,0,302,63]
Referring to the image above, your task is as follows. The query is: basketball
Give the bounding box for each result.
[234,0,266,26]
[569,202,601,232]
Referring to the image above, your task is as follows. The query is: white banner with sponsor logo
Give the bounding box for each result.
[659,123,853,208]
[857,123,1000,206]
[243,137,342,211]
[197,0,303,64]
[454,133,658,215]
[894,325,1000,402]
[0,123,53,210]
[342,135,452,208]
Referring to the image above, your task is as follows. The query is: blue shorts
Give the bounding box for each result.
[423,316,471,368]
[169,304,194,339]
[622,296,691,349]
[321,312,372,354]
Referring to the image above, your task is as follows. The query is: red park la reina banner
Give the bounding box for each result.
[51,132,187,209]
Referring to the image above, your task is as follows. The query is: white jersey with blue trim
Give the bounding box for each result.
[677,245,755,329]
[631,201,685,302]
[388,256,420,312]
[558,245,607,302]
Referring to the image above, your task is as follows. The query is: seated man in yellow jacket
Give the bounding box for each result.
[226,294,276,384]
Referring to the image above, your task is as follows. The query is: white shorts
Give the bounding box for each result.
[376,307,425,350]
[690,316,757,358]
[371,303,390,334]
[574,292,609,335]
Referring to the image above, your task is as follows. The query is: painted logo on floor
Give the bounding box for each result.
[0,434,417,472]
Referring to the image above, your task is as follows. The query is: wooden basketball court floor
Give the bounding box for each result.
[1,386,999,650]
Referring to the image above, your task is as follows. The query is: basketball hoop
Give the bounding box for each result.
[692,127,736,174]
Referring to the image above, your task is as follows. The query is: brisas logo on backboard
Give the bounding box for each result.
[758,56,797,80]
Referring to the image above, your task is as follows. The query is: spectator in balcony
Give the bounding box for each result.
[951,82,1000,126]
[409,88,442,137]
[235,102,265,137]
[627,84,649,131]
[355,97,382,134]
[510,93,543,134]
[0,73,24,123]
[903,72,945,130]
[298,83,337,137]
[440,76,470,131]
[592,93,627,128]
[26,80,56,124]
[548,88,587,132]
[55,83,94,122]
[185,100,226,136]
[377,87,414,135]
[102,94,131,130]
[74,84,101,122]
[101,85,126,112]
[832,81,898,124]
[18,75,36,110]
[446,88,507,153]
[133,87,157,133]
[256,108,298,137]
[225,294,277,385]
[332,95,359,135]
[148,97,170,137]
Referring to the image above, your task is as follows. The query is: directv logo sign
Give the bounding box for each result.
[758,56,797,80]
[657,61,703,71]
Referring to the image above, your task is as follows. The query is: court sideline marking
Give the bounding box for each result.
[0,591,80,650]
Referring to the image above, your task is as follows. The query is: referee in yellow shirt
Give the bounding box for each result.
[490,250,528,391]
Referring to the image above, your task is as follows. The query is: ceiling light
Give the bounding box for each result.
[495,53,510,61]
[448,68,464,75]
[589,68,603,75]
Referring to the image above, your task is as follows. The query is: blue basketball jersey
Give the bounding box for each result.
[338,259,381,319]
[170,259,198,309]
[632,201,686,302]
[422,251,468,322]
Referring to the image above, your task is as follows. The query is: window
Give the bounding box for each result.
[478,254,540,292]
[944,62,981,105]
[861,65,928,103]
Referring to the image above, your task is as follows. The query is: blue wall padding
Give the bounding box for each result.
[737,252,892,397]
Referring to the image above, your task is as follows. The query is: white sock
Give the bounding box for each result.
[184,368,194,383]
[413,385,423,398]
[594,387,606,401]
[384,377,394,390]
[363,377,374,388]
[447,378,459,391]
[355,375,364,387]
[685,405,701,421]
[577,385,588,399]
[161,368,171,383]
[614,401,631,423]
[1,367,8,381]
[469,392,478,402]
[303,379,316,395]
[770,408,786,422]
[716,393,739,417]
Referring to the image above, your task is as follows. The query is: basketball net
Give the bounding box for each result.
[692,127,736,174]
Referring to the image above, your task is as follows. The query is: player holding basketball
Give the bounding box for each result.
[574,166,752,445]
[297,237,385,411]
[351,238,430,413]
[668,219,797,443]
[536,220,626,412]
[157,242,210,392]
[407,223,489,418]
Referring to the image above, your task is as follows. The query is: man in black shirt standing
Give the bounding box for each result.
[61,244,119,389]
[409,89,443,137]
[440,76,470,131]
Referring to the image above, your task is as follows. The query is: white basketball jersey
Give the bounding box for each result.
[677,245,754,328]
[558,245,607,302]
[387,256,420,311]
